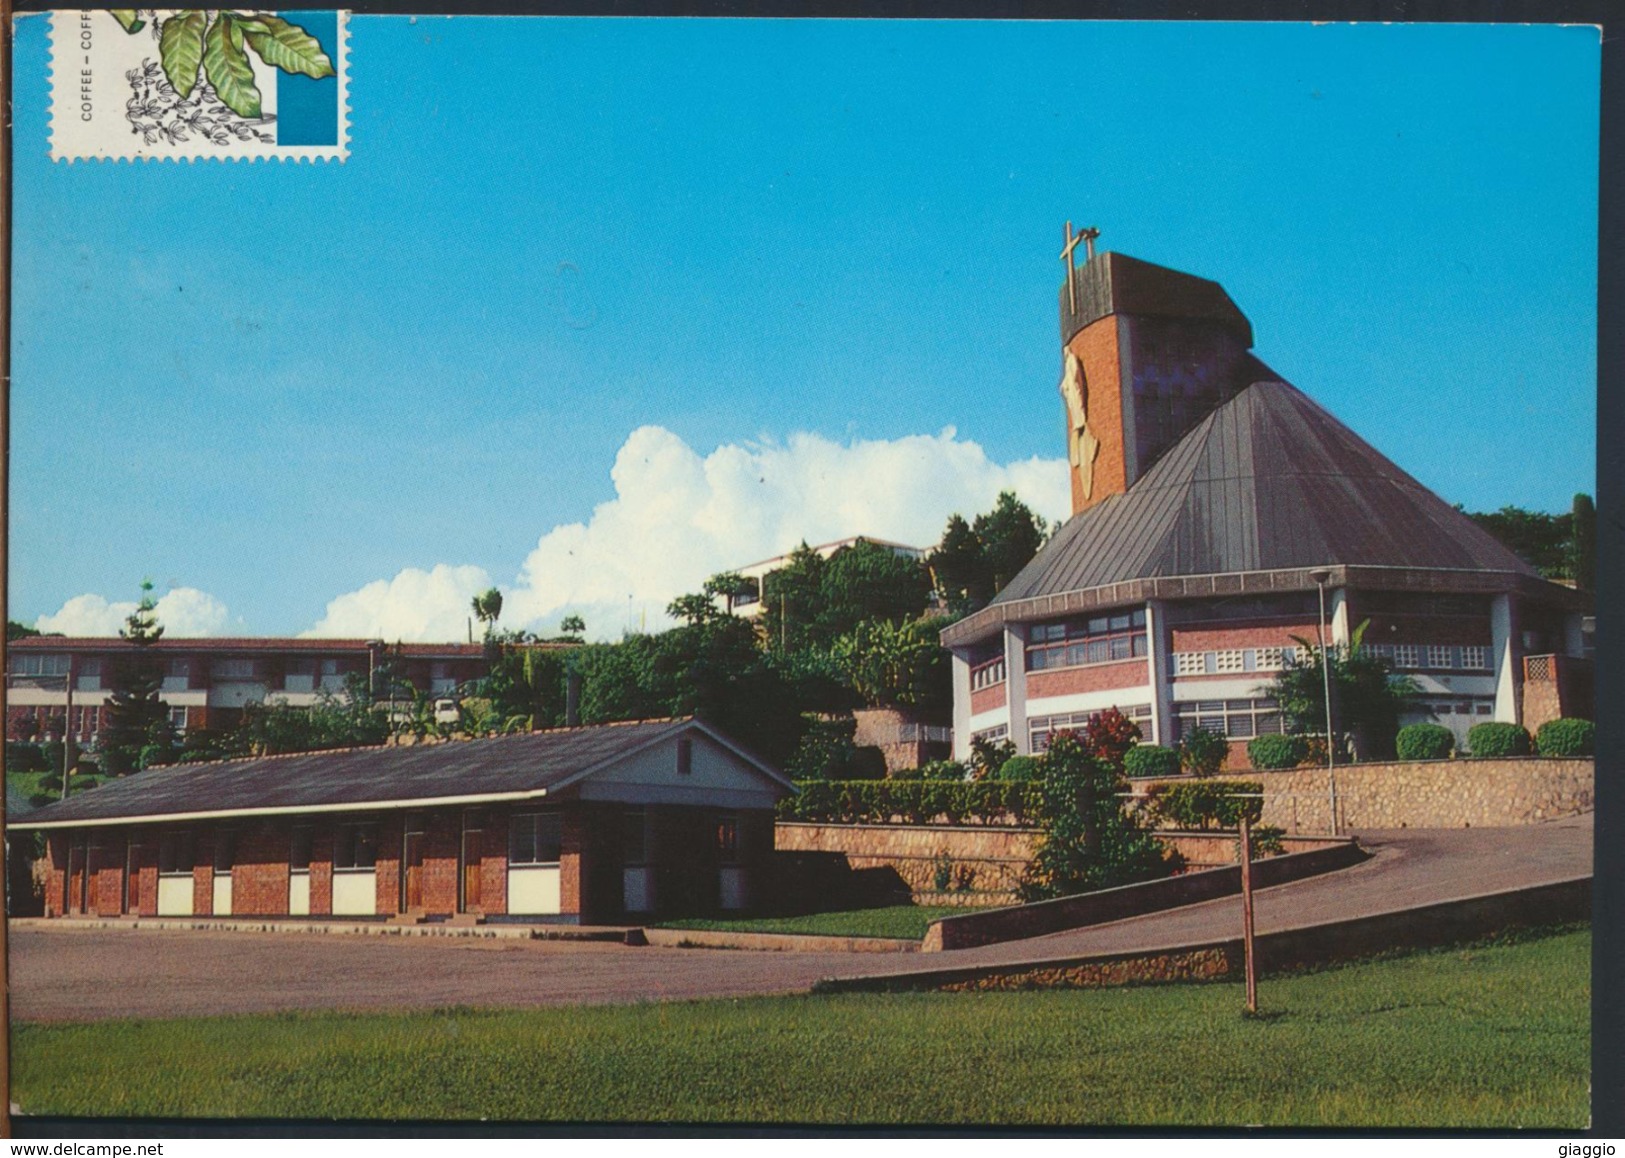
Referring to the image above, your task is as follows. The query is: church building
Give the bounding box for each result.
[944,236,1589,766]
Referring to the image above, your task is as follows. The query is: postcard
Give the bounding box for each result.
[3,11,1600,1134]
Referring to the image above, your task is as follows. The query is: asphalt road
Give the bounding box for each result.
[8,816,1591,1023]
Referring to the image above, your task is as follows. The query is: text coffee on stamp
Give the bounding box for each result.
[49,9,349,161]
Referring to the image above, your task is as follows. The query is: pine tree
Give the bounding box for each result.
[101,580,170,776]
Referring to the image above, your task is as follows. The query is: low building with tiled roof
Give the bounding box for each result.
[11,717,791,924]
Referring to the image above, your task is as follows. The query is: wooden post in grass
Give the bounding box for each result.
[1240,815,1258,1013]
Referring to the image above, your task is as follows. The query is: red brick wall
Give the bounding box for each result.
[970,684,1006,714]
[232,825,291,916]
[374,814,404,916]
[478,823,508,916]
[310,829,334,915]
[559,810,585,917]
[1067,315,1127,515]
[418,811,461,915]
[132,840,158,916]
[1362,616,1492,647]
[43,835,66,917]
[1026,660,1149,700]
[88,839,123,915]
[1171,623,1320,652]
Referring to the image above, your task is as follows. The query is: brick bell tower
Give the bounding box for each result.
[1057,225,1262,517]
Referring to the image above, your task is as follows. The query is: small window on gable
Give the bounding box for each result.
[677,735,693,776]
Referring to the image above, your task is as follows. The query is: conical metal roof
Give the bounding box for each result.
[991,378,1537,607]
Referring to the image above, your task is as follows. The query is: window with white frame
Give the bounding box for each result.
[1026,609,1148,671]
[1460,646,1489,670]
[212,658,255,679]
[158,830,196,876]
[1392,645,1421,669]
[1425,645,1455,669]
[509,812,563,866]
[970,724,1008,746]
[1029,705,1152,752]
[76,658,102,691]
[10,654,70,678]
[971,657,1006,690]
[1174,698,1282,741]
[169,707,187,733]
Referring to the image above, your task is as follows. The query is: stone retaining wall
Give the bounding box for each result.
[774,822,1034,904]
[774,823,1347,905]
[1131,757,1593,833]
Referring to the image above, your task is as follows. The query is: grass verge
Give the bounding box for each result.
[13,927,1589,1127]
[654,904,964,941]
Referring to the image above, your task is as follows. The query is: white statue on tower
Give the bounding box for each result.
[1060,347,1099,502]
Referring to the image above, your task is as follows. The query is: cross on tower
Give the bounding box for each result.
[1060,222,1102,314]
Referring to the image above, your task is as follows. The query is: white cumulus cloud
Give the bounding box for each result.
[35,587,231,637]
[303,426,1068,642]
[301,564,495,641]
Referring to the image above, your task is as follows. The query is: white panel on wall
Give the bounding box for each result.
[212,874,233,917]
[332,870,377,916]
[157,876,193,916]
[289,871,311,917]
[508,866,561,915]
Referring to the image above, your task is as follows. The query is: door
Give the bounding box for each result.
[125,836,140,914]
[402,817,425,913]
[460,815,483,913]
[66,837,89,915]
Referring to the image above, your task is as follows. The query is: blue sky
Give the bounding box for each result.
[8,17,1600,639]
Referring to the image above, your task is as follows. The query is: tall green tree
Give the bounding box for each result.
[928,492,1048,616]
[7,620,42,642]
[1570,493,1596,591]
[830,616,952,721]
[1464,505,1574,579]
[100,580,171,776]
[758,543,827,652]
[471,587,504,634]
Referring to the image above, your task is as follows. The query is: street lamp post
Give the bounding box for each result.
[1308,568,1337,835]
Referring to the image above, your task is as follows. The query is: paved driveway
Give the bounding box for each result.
[8,816,1590,1023]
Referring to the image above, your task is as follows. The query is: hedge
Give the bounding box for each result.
[1466,721,1532,758]
[1123,744,1180,779]
[1536,717,1594,758]
[776,780,1043,826]
[1144,780,1265,830]
[1396,723,1455,761]
[1179,727,1228,777]
[1247,733,1306,770]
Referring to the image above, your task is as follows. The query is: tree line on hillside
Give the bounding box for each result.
[9,494,1052,794]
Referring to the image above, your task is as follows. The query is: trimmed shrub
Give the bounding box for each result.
[1179,727,1228,778]
[1396,723,1456,761]
[1123,744,1180,779]
[921,759,970,781]
[1536,717,1595,758]
[1246,733,1306,771]
[1466,721,1532,758]
[1145,780,1265,830]
[997,755,1044,783]
[776,780,1042,826]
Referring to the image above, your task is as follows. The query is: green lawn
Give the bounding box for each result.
[13,928,1590,1127]
[656,904,965,940]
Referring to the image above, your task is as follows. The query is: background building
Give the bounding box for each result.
[719,536,928,618]
[943,248,1590,766]
[5,637,501,746]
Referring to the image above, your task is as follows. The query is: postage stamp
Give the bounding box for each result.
[47,8,348,161]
